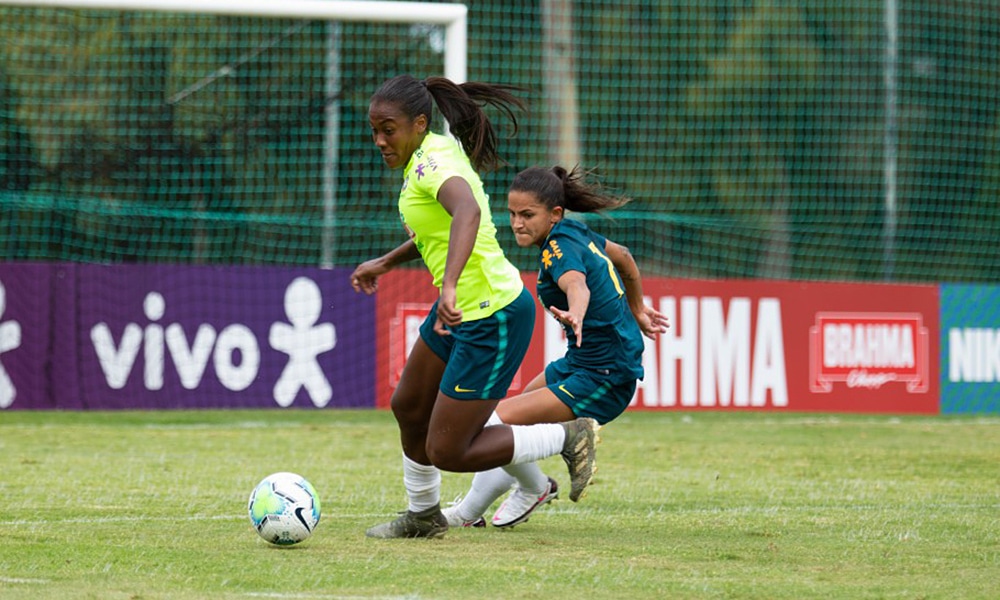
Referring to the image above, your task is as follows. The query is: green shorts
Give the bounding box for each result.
[545,357,638,425]
[421,287,535,400]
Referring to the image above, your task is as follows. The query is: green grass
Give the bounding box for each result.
[0,410,997,599]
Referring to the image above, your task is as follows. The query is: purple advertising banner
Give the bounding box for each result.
[0,263,375,410]
[0,263,51,410]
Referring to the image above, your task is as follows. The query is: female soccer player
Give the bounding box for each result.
[442,165,669,529]
[351,75,599,539]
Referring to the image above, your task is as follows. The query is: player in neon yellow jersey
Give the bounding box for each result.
[351,75,600,539]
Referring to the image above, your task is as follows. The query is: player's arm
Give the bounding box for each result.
[435,176,481,328]
[551,270,589,347]
[604,239,669,338]
[351,239,421,295]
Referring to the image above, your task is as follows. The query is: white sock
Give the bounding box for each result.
[453,413,549,518]
[402,453,440,513]
[503,462,549,495]
[455,468,515,520]
[490,411,549,494]
[509,423,566,465]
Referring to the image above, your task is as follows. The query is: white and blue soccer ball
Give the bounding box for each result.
[248,472,321,545]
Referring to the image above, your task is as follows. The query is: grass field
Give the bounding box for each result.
[1,409,997,599]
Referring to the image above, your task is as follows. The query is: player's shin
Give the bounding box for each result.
[402,453,441,513]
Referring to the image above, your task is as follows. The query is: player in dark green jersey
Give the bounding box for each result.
[352,76,601,539]
[443,165,668,529]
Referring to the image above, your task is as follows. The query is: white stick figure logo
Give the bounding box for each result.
[269,277,336,407]
[0,280,23,408]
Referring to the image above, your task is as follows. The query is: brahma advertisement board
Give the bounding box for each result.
[377,273,940,414]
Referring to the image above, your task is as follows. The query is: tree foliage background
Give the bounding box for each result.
[1,1,998,281]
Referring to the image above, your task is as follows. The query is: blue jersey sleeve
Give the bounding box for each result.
[535,219,643,377]
[537,219,612,313]
[540,229,589,284]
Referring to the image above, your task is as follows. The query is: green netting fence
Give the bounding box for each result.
[1,1,999,281]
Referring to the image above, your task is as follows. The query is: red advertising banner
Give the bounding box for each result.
[374,270,546,409]
[634,278,939,414]
[376,272,940,414]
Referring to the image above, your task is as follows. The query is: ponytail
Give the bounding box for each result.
[510,165,631,213]
[370,74,525,172]
[425,77,525,172]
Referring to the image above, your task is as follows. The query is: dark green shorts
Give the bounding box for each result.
[421,287,535,400]
[545,357,638,425]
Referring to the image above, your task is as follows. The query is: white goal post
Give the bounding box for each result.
[0,0,468,267]
[0,0,467,82]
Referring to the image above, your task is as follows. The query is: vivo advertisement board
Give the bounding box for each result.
[0,263,375,410]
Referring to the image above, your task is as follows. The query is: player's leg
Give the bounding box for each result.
[442,408,551,527]
[390,336,446,464]
[498,363,632,516]
[425,287,535,472]
[486,377,575,527]
[520,369,551,393]
[495,384,576,425]
[426,289,599,499]
[444,466,559,529]
[485,385,572,527]
[428,392,598,502]
[425,393,505,470]
[442,467,508,527]
[447,363,629,528]
[366,314,451,539]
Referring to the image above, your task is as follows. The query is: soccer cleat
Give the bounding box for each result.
[560,417,601,502]
[441,505,487,528]
[365,504,449,539]
[491,476,559,528]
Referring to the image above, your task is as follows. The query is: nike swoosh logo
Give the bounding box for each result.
[454,385,476,393]
[293,507,313,531]
[558,385,575,399]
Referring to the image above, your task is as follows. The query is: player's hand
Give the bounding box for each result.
[549,306,584,347]
[432,316,451,336]
[636,304,670,340]
[350,259,388,295]
[436,286,463,330]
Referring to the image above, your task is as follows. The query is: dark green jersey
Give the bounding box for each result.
[536,219,644,379]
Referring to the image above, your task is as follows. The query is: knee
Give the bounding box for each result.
[389,391,430,429]
[425,440,466,473]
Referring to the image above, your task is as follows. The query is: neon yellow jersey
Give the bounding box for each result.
[398,132,523,322]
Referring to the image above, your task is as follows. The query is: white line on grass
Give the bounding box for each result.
[0,420,362,431]
[542,501,999,518]
[0,514,244,526]
[0,513,397,526]
[0,576,51,584]
[244,594,422,599]
[8,501,995,527]
[706,416,1000,427]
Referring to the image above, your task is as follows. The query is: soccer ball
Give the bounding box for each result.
[247,472,321,545]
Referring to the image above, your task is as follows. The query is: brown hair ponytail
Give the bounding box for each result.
[510,165,631,213]
[370,74,526,172]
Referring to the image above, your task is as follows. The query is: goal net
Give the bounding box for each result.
[0,0,466,267]
[2,0,999,283]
